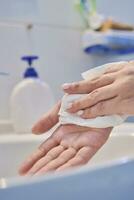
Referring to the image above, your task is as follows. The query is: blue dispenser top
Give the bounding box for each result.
[21,56,39,78]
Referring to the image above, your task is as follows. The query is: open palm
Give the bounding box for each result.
[19,124,112,176]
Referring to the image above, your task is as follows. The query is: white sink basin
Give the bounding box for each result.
[0,123,134,199]
[0,134,50,179]
[0,123,134,180]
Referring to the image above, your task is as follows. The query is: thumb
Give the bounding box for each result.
[32,101,61,134]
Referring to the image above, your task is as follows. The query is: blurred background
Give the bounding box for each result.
[0,0,134,121]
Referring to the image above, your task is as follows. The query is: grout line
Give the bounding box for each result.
[0,19,84,32]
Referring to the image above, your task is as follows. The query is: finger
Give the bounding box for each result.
[32,101,61,134]
[62,74,115,94]
[19,149,45,175]
[27,145,65,175]
[56,146,92,171]
[31,124,89,174]
[57,128,112,172]
[68,84,117,113]
[81,97,119,119]
[35,147,77,175]
[104,62,127,74]
[19,136,58,175]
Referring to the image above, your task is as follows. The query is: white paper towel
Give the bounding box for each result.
[59,62,127,128]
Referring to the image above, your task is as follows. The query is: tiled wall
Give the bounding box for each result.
[0,0,134,120]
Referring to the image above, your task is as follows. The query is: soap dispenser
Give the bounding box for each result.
[10,56,54,133]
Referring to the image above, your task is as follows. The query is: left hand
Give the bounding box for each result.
[19,125,111,176]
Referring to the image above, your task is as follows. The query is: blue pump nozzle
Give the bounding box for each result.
[21,56,39,78]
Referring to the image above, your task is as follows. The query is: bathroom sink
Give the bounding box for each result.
[0,134,49,179]
[0,123,134,180]
[0,123,134,200]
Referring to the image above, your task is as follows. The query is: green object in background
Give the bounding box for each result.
[74,0,98,28]
[75,0,89,27]
[90,0,97,14]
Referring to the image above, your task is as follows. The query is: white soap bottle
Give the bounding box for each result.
[10,56,54,133]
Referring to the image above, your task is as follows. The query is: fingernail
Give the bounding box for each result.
[62,83,72,90]
[77,110,84,116]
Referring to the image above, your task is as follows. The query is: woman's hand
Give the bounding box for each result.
[63,61,134,118]
[19,125,112,176]
[32,101,61,134]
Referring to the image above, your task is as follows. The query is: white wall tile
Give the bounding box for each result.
[98,0,134,24]
[0,0,83,29]
[0,0,133,29]
[0,0,38,21]
[0,25,30,120]
[0,0,134,121]
[31,26,93,100]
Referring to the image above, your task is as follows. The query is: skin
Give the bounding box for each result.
[19,103,112,176]
[62,61,134,118]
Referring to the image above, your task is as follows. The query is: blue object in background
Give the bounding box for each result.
[83,31,134,55]
[84,45,134,55]
[107,35,134,47]
[21,56,39,78]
